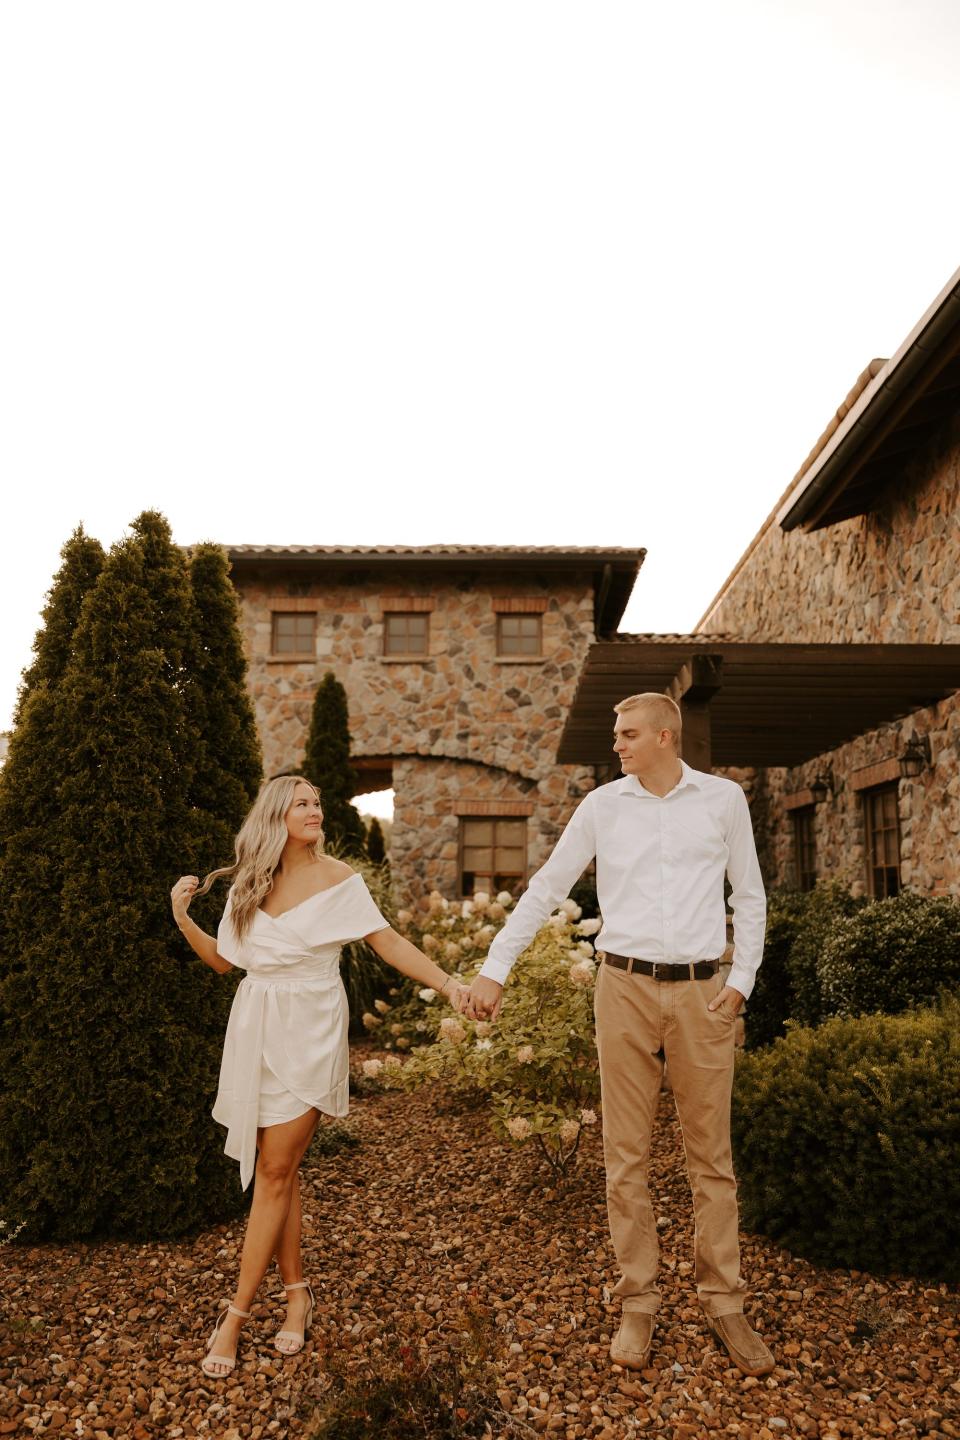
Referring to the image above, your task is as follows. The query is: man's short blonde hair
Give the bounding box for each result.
[614,692,682,745]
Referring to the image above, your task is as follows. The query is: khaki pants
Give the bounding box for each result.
[593,961,747,1319]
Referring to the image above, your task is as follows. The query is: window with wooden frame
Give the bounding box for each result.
[863,783,901,898]
[496,613,542,657]
[792,806,817,893]
[383,612,429,657]
[271,611,316,656]
[459,817,528,898]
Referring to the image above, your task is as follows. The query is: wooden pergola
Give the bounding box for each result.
[556,637,960,771]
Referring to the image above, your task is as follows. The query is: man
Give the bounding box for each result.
[465,692,774,1377]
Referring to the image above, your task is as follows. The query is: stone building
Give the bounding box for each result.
[226,546,643,902]
[559,265,960,899]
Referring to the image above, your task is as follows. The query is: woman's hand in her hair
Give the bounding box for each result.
[171,875,199,927]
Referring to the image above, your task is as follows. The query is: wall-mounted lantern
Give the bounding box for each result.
[898,734,931,778]
[809,770,834,805]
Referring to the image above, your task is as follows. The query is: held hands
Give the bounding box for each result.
[461,975,503,1022]
[171,875,199,927]
[708,984,745,1018]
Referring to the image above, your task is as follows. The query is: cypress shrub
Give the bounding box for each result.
[366,816,387,866]
[742,889,807,1050]
[0,512,252,1241]
[818,890,960,1020]
[0,530,105,1218]
[184,541,262,929]
[732,998,960,1280]
[302,671,367,855]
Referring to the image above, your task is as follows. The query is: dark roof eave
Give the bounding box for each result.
[777,265,960,533]
[225,545,646,636]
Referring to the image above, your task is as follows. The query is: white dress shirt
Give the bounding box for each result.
[479,760,767,999]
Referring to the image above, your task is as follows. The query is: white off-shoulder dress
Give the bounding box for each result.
[212,872,390,1190]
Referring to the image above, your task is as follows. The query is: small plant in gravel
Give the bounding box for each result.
[308,1123,361,1159]
[307,1299,529,1439]
[363,891,602,1174]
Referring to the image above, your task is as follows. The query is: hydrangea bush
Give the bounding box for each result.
[360,889,602,1174]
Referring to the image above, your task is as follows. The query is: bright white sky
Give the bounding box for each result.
[3,1,959,822]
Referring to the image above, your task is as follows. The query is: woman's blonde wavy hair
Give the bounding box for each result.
[196,775,324,944]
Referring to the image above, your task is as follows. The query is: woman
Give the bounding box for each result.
[171,774,468,1379]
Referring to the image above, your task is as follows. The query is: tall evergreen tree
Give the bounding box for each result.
[14,527,105,722]
[186,542,262,843]
[0,512,250,1240]
[366,816,387,866]
[301,671,366,855]
[0,529,106,1214]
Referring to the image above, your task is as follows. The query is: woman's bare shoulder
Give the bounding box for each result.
[319,857,357,886]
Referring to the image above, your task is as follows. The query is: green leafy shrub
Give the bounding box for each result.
[364,891,601,1173]
[732,998,960,1280]
[742,890,807,1050]
[818,890,960,1019]
[333,847,397,1034]
[744,882,866,1046]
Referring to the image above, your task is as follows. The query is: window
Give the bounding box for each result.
[792,807,817,893]
[384,612,429,657]
[459,817,527,897]
[496,613,542,657]
[271,612,315,656]
[863,783,901,898]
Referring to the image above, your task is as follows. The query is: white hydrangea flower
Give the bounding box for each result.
[474,1021,492,1038]
[362,1058,384,1078]
[389,1023,403,1036]
[440,1017,466,1043]
[580,1108,598,1126]
[496,891,514,908]
[487,902,506,922]
[516,1045,535,1064]
[383,1054,402,1071]
[559,1118,581,1144]
[569,961,596,987]
[576,918,602,936]
[422,933,439,953]
[475,1038,493,1052]
[506,1116,532,1140]
[444,941,461,961]
[560,898,582,920]
[361,1012,382,1030]
[418,988,437,1003]
[577,940,595,957]
[395,1035,411,1049]
[549,912,569,929]
[396,908,412,927]
[374,999,391,1014]
[415,1021,428,1033]
[461,899,474,917]
[473,891,490,911]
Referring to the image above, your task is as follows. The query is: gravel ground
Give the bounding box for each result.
[2,1058,959,1440]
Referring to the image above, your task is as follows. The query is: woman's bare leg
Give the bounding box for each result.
[273,1173,314,1348]
[204,1109,318,1375]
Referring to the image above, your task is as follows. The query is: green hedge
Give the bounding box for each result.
[732,999,960,1280]
[744,882,864,1049]
[819,890,960,1019]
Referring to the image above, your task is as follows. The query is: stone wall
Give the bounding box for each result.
[698,413,960,894]
[233,566,599,901]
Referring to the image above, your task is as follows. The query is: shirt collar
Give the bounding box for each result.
[622,759,703,799]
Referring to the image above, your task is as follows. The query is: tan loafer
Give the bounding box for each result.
[706,1312,775,1376]
[610,1311,655,1370]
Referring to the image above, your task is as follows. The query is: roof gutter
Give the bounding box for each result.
[777,265,960,532]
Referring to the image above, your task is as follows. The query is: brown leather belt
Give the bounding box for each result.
[604,954,720,981]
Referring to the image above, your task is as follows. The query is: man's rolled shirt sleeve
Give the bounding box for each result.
[478,792,598,985]
[723,784,767,1000]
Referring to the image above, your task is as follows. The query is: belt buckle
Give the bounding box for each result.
[651,962,664,982]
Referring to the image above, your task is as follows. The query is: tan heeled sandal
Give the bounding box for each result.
[274,1280,315,1355]
[201,1302,251,1378]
